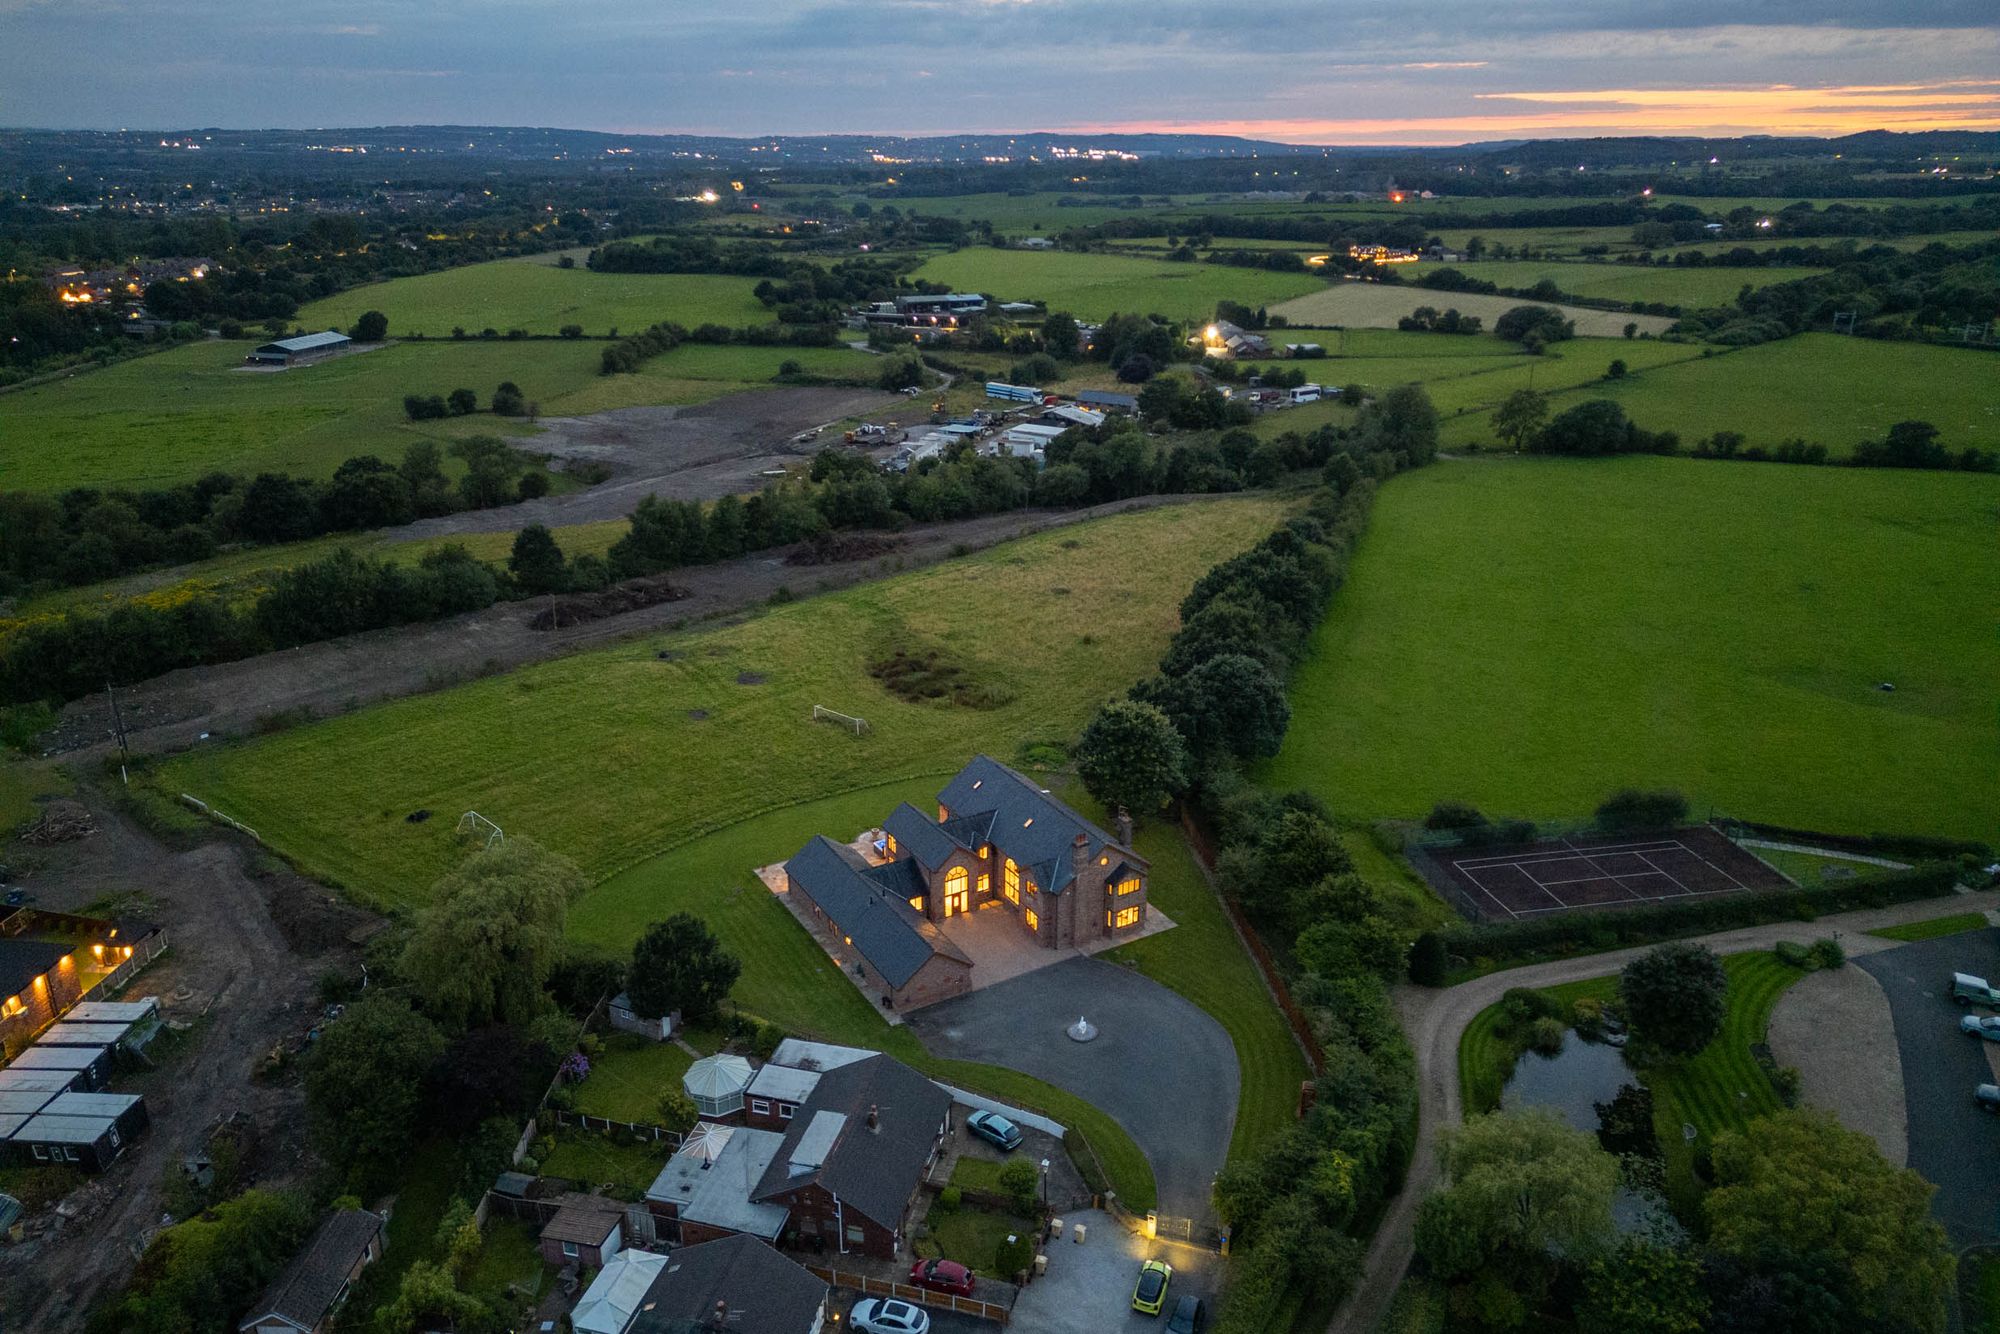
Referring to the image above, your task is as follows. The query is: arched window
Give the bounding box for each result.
[1003,858,1021,904]
[944,866,970,916]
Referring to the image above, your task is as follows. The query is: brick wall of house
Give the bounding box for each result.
[0,951,83,1060]
[771,1182,901,1259]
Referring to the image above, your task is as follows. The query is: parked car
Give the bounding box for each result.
[1167,1294,1207,1332]
[1961,1015,2000,1041]
[966,1109,1024,1151]
[1977,1085,2000,1114]
[852,1298,931,1334]
[1133,1259,1174,1315]
[1951,973,2000,1006]
[907,1257,976,1297]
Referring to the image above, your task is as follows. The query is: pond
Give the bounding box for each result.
[1502,1029,1635,1132]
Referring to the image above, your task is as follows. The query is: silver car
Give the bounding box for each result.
[852,1298,931,1334]
[1961,1015,2000,1041]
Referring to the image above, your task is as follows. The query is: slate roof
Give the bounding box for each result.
[0,938,71,1001]
[882,802,961,869]
[783,837,968,989]
[628,1233,827,1334]
[239,1208,382,1332]
[751,1052,950,1233]
[935,755,1142,895]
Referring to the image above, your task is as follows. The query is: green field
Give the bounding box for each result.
[1460,951,1807,1211]
[910,249,1324,322]
[1270,283,1673,338]
[1402,259,1822,308]
[1441,334,2000,455]
[1263,456,1998,841]
[157,497,1288,903]
[298,257,772,337]
[0,338,879,493]
[1868,912,1990,943]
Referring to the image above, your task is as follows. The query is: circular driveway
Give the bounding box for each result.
[907,956,1239,1219]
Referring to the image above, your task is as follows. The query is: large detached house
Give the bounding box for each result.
[782,756,1150,1011]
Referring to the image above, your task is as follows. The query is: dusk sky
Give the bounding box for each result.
[3,0,1997,143]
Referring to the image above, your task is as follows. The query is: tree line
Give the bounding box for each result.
[1070,388,1442,1331]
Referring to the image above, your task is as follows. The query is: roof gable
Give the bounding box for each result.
[751,1053,950,1231]
[629,1233,827,1334]
[882,803,962,869]
[783,837,968,987]
[936,756,1141,893]
[240,1209,382,1332]
[0,938,72,1001]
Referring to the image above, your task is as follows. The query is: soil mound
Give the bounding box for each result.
[530,575,687,631]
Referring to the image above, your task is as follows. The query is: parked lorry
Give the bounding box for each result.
[1951,973,2000,1005]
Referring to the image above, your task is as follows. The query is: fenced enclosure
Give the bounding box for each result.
[811,704,870,736]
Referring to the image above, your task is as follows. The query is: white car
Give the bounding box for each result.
[852,1298,931,1334]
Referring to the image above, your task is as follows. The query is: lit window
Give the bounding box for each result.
[1024,908,1039,932]
[886,834,898,856]
[908,896,926,912]
[977,874,990,894]
[1117,877,1141,896]
[1003,858,1020,904]
[1112,906,1141,929]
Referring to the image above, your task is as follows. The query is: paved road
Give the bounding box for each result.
[1857,928,2000,1246]
[908,957,1239,1220]
[1325,889,2000,1334]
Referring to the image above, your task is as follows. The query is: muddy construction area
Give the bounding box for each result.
[0,778,375,1332]
[388,385,899,540]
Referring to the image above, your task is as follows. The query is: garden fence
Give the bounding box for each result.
[805,1266,1012,1324]
[548,1108,685,1148]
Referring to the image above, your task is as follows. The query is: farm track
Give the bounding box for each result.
[1327,888,2000,1334]
[41,494,1201,762]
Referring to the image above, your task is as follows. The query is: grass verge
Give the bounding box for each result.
[1869,912,1990,943]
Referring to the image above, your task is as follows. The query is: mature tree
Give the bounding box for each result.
[1137,653,1291,760]
[1408,931,1450,986]
[305,995,447,1193]
[627,912,741,1024]
[400,839,586,1031]
[236,472,321,544]
[113,1189,314,1333]
[1596,788,1689,833]
[321,455,414,532]
[1074,698,1190,819]
[1363,384,1440,465]
[508,523,568,595]
[400,440,455,517]
[380,1260,488,1334]
[426,1025,555,1134]
[1040,311,1081,358]
[446,387,478,415]
[350,309,389,342]
[490,380,527,417]
[1577,1238,1709,1334]
[1415,1108,1619,1328]
[1619,943,1727,1056]
[1534,399,1634,456]
[1706,1109,1953,1334]
[877,355,925,391]
[1493,388,1549,452]
[1136,374,1187,421]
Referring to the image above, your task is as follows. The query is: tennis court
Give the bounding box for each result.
[1426,826,1792,922]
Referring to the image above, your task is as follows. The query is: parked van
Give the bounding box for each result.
[1288,384,1323,405]
[1951,973,2000,1006]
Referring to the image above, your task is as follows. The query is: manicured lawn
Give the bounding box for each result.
[910,249,1322,322]
[1460,952,1809,1215]
[572,1036,696,1124]
[1441,334,2000,456]
[1106,814,1312,1165]
[1263,456,1998,841]
[298,259,772,336]
[539,1125,671,1193]
[949,1156,1010,1194]
[1870,912,1990,943]
[1745,844,1905,887]
[157,496,1289,905]
[463,1219,551,1314]
[917,1204,1041,1277]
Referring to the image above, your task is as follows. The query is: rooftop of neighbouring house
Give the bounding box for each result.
[750,1051,951,1231]
[627,1233,828,1334]
[239,1208,384,1332]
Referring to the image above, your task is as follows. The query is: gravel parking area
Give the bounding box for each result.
[1768,963,1908,1164]
[1009,1210,1221,1334]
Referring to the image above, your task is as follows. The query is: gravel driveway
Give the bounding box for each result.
[907,957,1239,1220]
[1856,928,2000,1246]
[1768,963,1908,1164]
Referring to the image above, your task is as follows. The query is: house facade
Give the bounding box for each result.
[0,939,83,1061]
[780,757,1150,1010]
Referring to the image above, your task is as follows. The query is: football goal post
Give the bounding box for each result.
[456,810,505,850]
[811,704,869,736]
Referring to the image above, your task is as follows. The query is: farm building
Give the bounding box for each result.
[245,331,351,366]
[1077,389,1138,412]
[238,1207,385,1334]
[625,1233,830,1334]
[894,292,986,318]
[538,1194,627,1269]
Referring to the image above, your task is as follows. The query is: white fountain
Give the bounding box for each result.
[1066,1015,1097,1043]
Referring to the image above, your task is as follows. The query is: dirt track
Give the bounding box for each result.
[43,495,1194,761]
[0,788,371,1332]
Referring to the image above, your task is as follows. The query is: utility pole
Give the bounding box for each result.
[104,680,130,786]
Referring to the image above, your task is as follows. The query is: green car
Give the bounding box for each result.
[1133,1259,1174,1316]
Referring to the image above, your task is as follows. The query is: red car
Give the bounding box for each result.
[907,1258,975,1297]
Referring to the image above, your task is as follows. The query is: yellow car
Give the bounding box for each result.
[1132,1259,1174,1315]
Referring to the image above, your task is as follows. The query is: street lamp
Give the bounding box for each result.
[1040,1157,1050,1210]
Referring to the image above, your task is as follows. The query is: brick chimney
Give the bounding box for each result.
[1071,832,1088,881]
[715,1298,728,1324]
[1114,807,1133,847]
[867,1103,879,1131]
